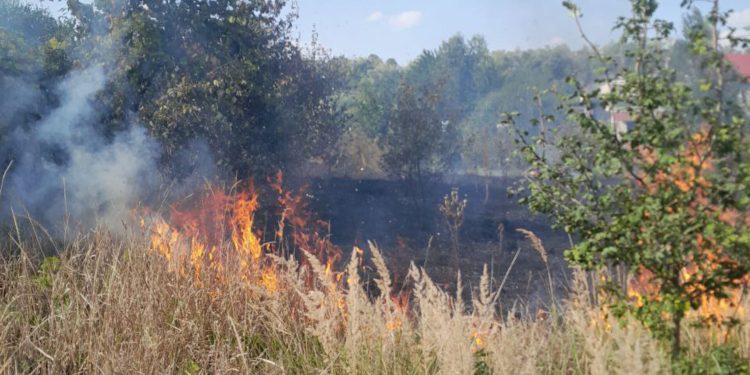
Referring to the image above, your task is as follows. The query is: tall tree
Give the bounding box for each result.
[383,83,458,205]
[66,0,345,178]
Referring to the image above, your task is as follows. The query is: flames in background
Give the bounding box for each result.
[626,130,748,331]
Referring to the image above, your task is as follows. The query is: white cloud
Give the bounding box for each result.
[366,10,384,22]
[718,8,750,48]
[548,36,566,46]
[388,11,422,30]
[366,10,422,31]
[728,8,750,30]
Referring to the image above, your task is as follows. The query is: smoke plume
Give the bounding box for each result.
[1,65,162,231]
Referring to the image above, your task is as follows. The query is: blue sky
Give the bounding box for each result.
[25,0,750,64]
[292,0,750,63]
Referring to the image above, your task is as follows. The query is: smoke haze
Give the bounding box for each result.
[2,65,162,230]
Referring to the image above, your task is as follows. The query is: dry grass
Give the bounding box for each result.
[0,225,747,374]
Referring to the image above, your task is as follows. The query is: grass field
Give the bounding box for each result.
[1,220,747,374]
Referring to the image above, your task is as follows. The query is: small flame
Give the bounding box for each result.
[261,267,278,292]
[471,331,487,353]
[385,316,402,332]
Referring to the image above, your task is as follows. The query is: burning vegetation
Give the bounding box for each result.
[2,0,750,373]
[140,173,345,293]
[625,130,749,334]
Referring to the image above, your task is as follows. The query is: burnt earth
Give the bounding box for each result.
[304,176,572,306]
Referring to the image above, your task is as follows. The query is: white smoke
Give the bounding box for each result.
[3,64,162,230]
[0,76,41,122]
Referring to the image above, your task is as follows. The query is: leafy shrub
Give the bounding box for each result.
[674,345,749,375]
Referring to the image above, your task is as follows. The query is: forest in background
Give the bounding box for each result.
[2,0,736,187]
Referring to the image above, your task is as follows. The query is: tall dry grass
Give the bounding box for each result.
[0,225,747,374]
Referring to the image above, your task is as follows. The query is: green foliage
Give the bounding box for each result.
[674,345,750,375]
[339,55,402,139]
[32,256,61,290]
[473,348,491,375]
[57,0,346,177]
[511,0,750,358]
[0,0,72,77]
[336,34,593,178]
[383,83,458,181]
[181,360,201,375]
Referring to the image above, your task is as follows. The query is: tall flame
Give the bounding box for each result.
[141,175,342,294]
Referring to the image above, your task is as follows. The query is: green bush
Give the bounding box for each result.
[675,345,749,375]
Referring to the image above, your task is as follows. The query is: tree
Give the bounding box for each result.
[0,0,73,170]
[277,48,350,175]
[383,83,457,205]
[0,0,68,77]
[335,33,599,179]
[511,0,750,358]
[340,56,401,140]
[65,0,344,178]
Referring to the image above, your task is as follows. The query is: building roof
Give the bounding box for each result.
[612,111,631,123]
[726,53,750,80]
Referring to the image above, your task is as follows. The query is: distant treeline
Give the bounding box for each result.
[0,0,726,183]
[332,38,596,179]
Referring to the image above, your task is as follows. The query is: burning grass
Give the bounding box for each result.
[0,180,748,373]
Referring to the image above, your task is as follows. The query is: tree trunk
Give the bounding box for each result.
[672,308,683,359]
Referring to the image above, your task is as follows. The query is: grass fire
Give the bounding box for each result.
[2,0,750,373]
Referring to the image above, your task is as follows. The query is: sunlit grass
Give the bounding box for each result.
[0,221,746,374]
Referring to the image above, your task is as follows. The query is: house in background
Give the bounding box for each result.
[726,53,750,80]
[599,77,632,140]
[603,53,750,139]
[726,53,750,107]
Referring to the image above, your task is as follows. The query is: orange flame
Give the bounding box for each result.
[629,129,748,330]
[470,331,486,353]
[142,182,271,290]
[142,175,343,296]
